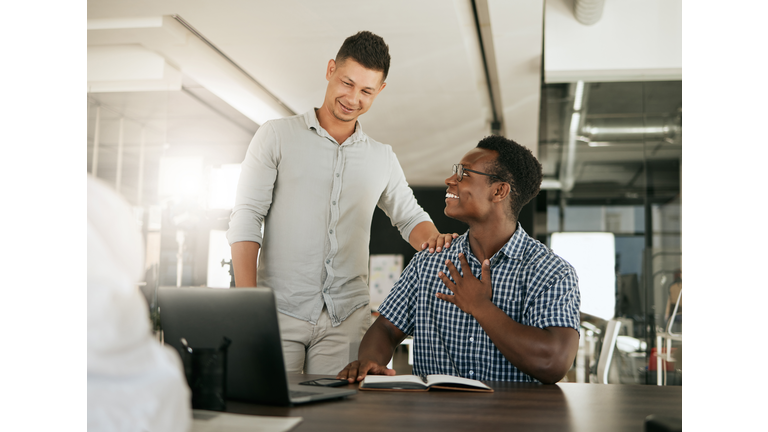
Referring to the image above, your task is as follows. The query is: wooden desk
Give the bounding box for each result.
[226,374,682,432]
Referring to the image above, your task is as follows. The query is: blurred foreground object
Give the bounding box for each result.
[87,175,191,431]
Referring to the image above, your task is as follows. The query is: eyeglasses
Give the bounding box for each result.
[452,164,502,182]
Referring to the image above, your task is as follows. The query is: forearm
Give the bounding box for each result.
[358,316,407,365]
[230,241,260,287]
[473,302,578,384]
[407,221,439,250]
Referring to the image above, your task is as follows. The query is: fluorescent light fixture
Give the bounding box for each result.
[87,16,164,31]
[541,178,563,189]
[88,16,294,124]
[550,232,616,320]
[585,126,666,135]
[208,164,242,209]
[87,45,182,92]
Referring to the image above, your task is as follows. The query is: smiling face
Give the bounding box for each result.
[444,148,502,222]
[321,58,386,123]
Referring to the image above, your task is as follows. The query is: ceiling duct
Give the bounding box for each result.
[558,81,587,193]
[574,0,605,26]
[580,115,682,145]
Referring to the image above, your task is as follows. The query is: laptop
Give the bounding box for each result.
[158,286,357,405]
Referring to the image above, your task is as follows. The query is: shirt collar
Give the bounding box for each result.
[501,223,528,261]
[456,222,528,264]
[303,109,367,146]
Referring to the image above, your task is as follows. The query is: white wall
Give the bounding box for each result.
[544,0,682,82]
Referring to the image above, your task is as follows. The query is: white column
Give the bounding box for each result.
[656,334,663,385]
[91,106,101,176]
[176,230,186,287]
[115,117,125,191]
[137,127,146,205]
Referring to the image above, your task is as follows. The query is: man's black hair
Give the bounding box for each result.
[336,31,390,81]
[477,135,543,219]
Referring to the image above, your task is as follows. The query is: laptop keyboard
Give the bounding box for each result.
[290,390,321,399]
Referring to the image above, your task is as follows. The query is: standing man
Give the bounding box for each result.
[337,136,581,384]
[227,31,455,375]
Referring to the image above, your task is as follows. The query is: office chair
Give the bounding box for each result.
[665,287,682,336]
[656,287,682,385]
[595,319,622,384]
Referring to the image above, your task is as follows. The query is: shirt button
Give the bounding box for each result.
[469,337,474,342]
[469,371,474,376]
[329,229,334,234]
[332,201,336,205]
[336,173,340,177]
[326,259,330,264]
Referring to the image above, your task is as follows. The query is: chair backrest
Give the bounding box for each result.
[596,319,622,384]
[666,287,682,336]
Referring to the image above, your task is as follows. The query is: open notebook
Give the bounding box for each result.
[359,374,493,392]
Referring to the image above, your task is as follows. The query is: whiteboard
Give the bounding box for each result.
[368,254,403,311]
[550,232,615,320]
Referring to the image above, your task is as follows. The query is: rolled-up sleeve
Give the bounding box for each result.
[227,122,281,246]
[376,151,432,243]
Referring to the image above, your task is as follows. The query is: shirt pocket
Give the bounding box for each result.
[496,287,524,322]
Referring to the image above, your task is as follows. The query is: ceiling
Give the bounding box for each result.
[86,0,682,206]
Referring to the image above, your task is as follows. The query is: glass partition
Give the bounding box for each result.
[539,81,682,384]
[87,86,259,325]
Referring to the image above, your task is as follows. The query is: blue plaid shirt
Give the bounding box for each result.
[378,224,580,382]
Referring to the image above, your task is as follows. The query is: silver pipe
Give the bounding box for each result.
[563,112,580,192]
[581,117,680,143]
[559,81,587,193]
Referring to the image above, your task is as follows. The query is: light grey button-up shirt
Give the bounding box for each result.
[227,110,432,326]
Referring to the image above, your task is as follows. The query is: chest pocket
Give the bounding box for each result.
[492,265,525,322]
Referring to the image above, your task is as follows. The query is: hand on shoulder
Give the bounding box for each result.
[421,232,459,253]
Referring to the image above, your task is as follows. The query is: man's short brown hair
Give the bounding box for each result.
[336,31,390,81]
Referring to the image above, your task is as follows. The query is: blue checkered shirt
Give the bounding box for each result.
[377,224,580,382]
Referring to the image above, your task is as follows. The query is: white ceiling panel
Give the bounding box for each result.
[544,0,682,82]
[88,0,682,189]
[88,0,498,186]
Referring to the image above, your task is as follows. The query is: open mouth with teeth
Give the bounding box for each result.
[445,192,459,199]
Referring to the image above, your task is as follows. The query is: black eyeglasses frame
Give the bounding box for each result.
[452,164,503,182]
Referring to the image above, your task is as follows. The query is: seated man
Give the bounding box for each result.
[337,136,580,384]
